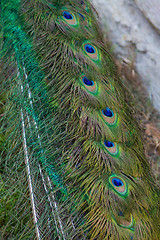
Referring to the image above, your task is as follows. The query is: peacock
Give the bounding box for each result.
[0,0,159,239]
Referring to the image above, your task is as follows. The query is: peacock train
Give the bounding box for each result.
[0,0,159,239]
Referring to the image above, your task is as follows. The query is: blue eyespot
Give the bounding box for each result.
[102,107,113,117]
[85,44,96,54]
[104,140,114,148]
[83,42,99,60]
[81,0,85,5]
[109,175,127,196]
[63,11,73,20]
[81,75,97,93]
[112,178,124,187]
[103,140,118,156]
[83,76,94,86]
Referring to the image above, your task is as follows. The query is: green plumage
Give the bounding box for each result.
[0,0,159,239]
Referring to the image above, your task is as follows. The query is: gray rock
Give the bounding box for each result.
[90,0,160,112]
[135,0,160,33]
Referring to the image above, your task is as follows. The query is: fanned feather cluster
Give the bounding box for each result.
[0,0,159,239]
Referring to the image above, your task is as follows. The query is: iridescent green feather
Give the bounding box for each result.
[0,0,160,239]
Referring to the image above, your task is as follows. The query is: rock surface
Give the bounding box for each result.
[135,0,160,33]
[90,0,160,112]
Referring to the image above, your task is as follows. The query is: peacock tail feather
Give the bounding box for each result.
[0,0,159,239]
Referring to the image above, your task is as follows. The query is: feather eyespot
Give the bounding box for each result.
[82,42,100,61]
[112,178,123,187]
[109,175,128,196]
[104,140,119,156]
[63,11,73,20]
[61,10,78,26]
[83,76,94,86]
[101,107,117,125]
[103,107,113,117]
[85,44,95,54]
[80,75,98,93]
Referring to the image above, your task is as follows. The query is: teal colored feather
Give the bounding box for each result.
[0,0,160,239]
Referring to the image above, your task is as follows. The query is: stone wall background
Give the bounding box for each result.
[90,0,160,112]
